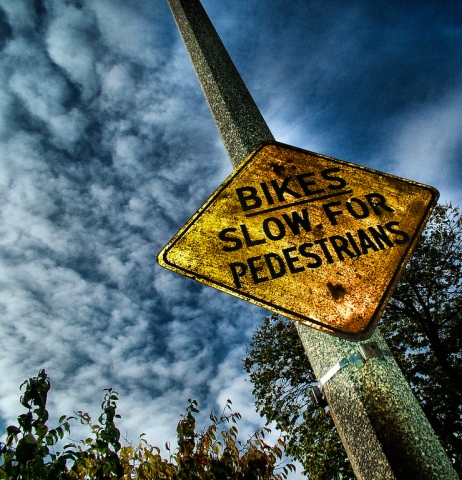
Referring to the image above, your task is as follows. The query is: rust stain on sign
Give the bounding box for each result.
[157,142,438,340]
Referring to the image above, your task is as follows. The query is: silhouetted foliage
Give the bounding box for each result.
[0,370,295,479]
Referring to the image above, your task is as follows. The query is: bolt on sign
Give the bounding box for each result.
[158,142,438,340]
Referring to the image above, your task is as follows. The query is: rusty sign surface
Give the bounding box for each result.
[158,142,438,340]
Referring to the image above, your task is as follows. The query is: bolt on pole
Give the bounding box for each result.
[166,0,458,478]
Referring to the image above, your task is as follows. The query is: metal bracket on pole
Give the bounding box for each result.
[319,341,393,387]
[311,341,393,408]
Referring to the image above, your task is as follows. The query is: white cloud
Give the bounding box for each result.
[45,2,100,100]
[90,0,169,68]
[389,82,462,206]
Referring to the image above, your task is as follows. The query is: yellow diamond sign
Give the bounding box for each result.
[158,142,438,340]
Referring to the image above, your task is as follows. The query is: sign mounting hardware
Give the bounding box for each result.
[158,141,438,340]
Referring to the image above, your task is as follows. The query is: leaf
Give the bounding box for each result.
[6,425,20,436]
[16,435,37,463]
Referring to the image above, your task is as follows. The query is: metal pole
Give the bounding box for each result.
[166,1,458,478]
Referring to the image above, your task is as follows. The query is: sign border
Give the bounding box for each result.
[158,141,439,340]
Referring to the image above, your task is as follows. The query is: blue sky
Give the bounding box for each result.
[0,0,461,477]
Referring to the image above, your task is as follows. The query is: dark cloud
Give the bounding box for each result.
[0,7,13,51]
[203,0,462,170]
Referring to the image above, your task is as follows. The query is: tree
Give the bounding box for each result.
[244,203,462,479]
[0,370,295,479]
[380,203,462,470]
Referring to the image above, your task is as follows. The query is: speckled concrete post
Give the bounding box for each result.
[167,0,458,478]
